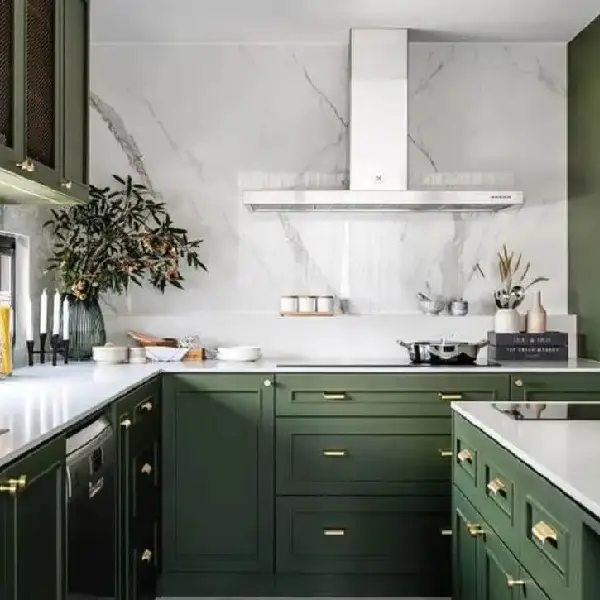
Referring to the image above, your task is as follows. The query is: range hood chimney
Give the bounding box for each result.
[243,29,523,212]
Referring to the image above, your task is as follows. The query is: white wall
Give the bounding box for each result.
[89,41,569,355]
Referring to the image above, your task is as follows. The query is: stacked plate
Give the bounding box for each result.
[216,346,262,362]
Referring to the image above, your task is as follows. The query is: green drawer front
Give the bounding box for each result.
[276,374,509,416]
[482,460,515,526]
[453,416,479,493]
[276,418,451,495]
[510,373,600,402]
[520,470,580,600]
[276,496,451,579]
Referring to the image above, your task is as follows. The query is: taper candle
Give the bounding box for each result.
[25,297,33,341]
[62,297,70,340]
[52,290,60,335]
[40,289,48,335]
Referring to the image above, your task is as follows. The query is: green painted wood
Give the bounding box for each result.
[517,566,551,600]
[453,413,480,495]
[276,373,509,416]
[60,0,88,201]
[477,522,520,600]
[0,436,65,600]
[519,466,582,600]
[510,373,600,402]
[162,373,274,574]
[568,15,600,359]
[581,512,600,600]
[276,416,451,495]
[452,485,480,600]
[276,496,451,586]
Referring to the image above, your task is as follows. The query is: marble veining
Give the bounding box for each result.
[88,42,567,348]
[453,401,600,520]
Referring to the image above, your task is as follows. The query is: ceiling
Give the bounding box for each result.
[91,0,599,44]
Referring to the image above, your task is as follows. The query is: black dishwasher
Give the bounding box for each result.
[66,416,116,600]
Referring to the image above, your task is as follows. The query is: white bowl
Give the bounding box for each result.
[93,344,129,364]
[145,346,188,362]
[216,346,262,362]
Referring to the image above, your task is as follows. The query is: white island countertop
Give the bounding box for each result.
[0,358,599,470]
[452,401,600,520]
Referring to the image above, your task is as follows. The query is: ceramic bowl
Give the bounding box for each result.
[92,343,129,364]
[216,346,262,362]
[145,346,188,362]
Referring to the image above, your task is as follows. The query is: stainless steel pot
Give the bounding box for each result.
[397,339,489,365]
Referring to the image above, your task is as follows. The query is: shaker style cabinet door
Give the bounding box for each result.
[0,0,26,172]
[452,487,480,600]
[0,437,65,600]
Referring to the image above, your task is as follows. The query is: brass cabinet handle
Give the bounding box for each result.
[457,448,474,463]
[487,477,507,495]
[466,522,485,537]
[263,379,272,387]
[140,549,152,562]
[438,393,463,401]
[140,401,153,412]
[61,180,72,190]
[322,392,347,401]
[24,159,35,172]
[323,528,346,536]
[532,520,558,544]
[0,474,26,494]
[440,529,453,536]
[439,449,453,458]
[322,449,348,457]
[514,378,524,387]
[506,575,526,588]
[16,160,27,170]
[121,418,132,429]
[141,463,153,475]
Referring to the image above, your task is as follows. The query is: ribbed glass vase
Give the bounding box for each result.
[62,296,107,361]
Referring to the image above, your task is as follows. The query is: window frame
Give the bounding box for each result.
[0,234,17,345]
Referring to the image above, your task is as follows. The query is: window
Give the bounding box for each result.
[0,234,16,344]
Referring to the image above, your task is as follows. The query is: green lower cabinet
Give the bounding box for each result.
[0,437,65,600]
[161,373,274,575]
[510,373,600,402]
[453,486,480,600]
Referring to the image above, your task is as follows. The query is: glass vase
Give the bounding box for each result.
[61,295,107,361]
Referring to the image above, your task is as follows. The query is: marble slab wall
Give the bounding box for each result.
[89,41,568,352]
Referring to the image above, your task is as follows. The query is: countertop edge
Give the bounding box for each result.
[451,402,600,521]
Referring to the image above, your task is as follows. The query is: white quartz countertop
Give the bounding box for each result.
[0,357,599,470]
[452,401,600,520]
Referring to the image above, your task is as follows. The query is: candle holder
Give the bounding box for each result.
[50,335,69,366]
[26,333,49,367]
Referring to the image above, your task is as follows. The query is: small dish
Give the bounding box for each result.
[217,346,262,362]
[93,343,129,364]
[145,346,188,362]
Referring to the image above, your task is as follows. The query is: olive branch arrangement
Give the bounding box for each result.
[44,175,207,301]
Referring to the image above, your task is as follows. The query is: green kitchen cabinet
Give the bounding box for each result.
[510,373,600,402]
[0,0,89,204]
[0,436,65,600]
[162,373,274,574]
[114,376,162,600]
[453,486,480,600]
[276,373,509,417]
[581,511,600,600]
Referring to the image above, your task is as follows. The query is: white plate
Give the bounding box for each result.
[145,347,188,362]
[217,346,262,362]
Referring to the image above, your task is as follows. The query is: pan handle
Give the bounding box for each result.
[396,340,411,349]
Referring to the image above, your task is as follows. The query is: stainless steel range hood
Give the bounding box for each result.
[243,29,523,213]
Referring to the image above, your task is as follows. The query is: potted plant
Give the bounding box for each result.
[476,246,548,333]
[44,175,206,360]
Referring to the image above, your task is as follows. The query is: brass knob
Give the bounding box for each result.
[467,522,485,537]
[141,549,152,562]
[141,463,152,475]
[439,449,453,458]
[61,180,72,190]
[10,475,26,489]
[121,418,132,429]
[440,529,453,536]
[25,159,35,172]
[263,379,272,387]
[140,401,153,412]
[514,378,524,387]
[506,576,526,588]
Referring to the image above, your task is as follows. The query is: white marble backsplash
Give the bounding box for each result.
[89,41,568,351]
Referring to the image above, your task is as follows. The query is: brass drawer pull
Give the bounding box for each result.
[322,392,347,401]
[140,400,153,412]
[0,474,26,494]
[440,529,453,536]
[487,477,507,495]
[322,449,348,457]
[323,528,346,536]
[439,393,463,401]
[141,463,153,475]
[506,575,526,588]
[457,448,474,463]
[466,522,485,537]
[514,378,524,387]
[121,418,132,429]
[532,520,558,544]
[439,449,453,458]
